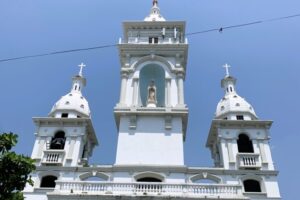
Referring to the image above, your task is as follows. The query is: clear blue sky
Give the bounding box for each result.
[0,0,299,199]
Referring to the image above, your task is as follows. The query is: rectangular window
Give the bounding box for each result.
[61,113,68,118]
[236,115,244,120]
[149,37,159,44]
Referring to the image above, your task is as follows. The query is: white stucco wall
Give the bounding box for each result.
[115,116,184,165]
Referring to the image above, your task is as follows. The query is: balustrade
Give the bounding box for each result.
[42,150,65,165]
[237,153,261,169]
[54,181,243,198]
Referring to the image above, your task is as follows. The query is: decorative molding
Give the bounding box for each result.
[165,115,172,130]
[129,115,137,130]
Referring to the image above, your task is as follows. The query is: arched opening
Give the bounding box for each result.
[137,177,162,182]
[139,64,165,107]
[50,131,66,150]
[237,134,254,153]
[243,179,261,192]
[40,175,57,188]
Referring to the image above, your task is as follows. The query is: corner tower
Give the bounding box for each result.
[206,65,280,198]
[31,63,98,168]
[114,0,188,166]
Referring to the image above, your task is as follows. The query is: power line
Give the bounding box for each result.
[0,13,299,63]
[0,44,117,63]
[186,13,300,36]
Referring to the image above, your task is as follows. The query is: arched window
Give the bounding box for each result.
[243,179,261,192]
[40,175,57,188]
[237,134,254,153]
[50,131,66,150]
[137,177,162,182]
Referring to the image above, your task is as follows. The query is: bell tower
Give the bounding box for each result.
[114,0,188,166]
[30,63,98,168]
[206,65,276,171]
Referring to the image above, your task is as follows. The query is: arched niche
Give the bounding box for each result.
[190,173,222,184]
[134,172,165,182]
[131,55,175,73]
[139,64,165,107]
[79,172,109,181]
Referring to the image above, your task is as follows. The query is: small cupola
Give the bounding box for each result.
[49,63,91,118]
[215,64,257,120]
[144,0,166,22]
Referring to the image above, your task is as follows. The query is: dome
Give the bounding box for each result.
[215,93,257,120]
[215,67,257,120]
[50,92,90,118]
[49,63,91,118]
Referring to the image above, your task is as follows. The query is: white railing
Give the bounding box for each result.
[41,150,65,165]
[54,181,243,198]
[237,153,261,169]
[121,37,187,44]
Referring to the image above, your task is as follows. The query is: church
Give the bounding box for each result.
[23,1,281,199]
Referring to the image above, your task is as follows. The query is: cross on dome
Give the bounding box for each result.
[78,62,86,77]
[223,63,231,77]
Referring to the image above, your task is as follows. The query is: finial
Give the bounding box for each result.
[223,63,231,77]
[78,62,86,77]
[153,0,158,6]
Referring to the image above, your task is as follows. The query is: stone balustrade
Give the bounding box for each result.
[53,181,243,198]
[237,153,261,169]
[41,150,65,165]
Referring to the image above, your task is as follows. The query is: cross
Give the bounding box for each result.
[223,63,231,77]
[78,62,86,76]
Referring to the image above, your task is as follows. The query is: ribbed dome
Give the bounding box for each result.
[49,64,91,118]
[215,69,257,120]
[215,93,257,119]
[50,92,90,117]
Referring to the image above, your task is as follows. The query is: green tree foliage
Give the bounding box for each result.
[0,133,36,200]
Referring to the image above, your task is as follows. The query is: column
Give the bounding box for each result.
[177,72,185,106]
[259,141,268,164]
[67,138,76,159]
[35,137,45,158]
[132,78,138,106]
[119,71,128,106]
[227,140,235,164]
[165,78,171,107]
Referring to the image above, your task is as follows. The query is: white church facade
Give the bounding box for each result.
[23,1,281,199]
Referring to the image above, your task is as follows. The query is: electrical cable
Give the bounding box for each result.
[0,13,299,63]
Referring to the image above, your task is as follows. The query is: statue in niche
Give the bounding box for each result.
[147,80,157,107]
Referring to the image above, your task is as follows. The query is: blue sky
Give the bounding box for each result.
[0,0,299,199]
